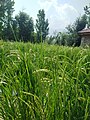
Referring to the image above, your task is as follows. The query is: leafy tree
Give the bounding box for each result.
[36,9,49,42]
[75,14,87,46]
[0,0,7,38]
[0,0,15,40]
[75,14,87,32]
[66,14,87,46]
[47,32,68,46]
[66,14,87,33]
[10,19,19,41]
[15,11,34,42]
[84,4,90,27]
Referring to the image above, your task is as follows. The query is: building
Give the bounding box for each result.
[78,28,90,46]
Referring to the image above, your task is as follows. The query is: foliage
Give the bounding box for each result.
[15,12,34,42]
[47,32,78,46]
[0,0,15,40]
[47,14,87,47]
[0,0,89,46]
[66,14,87,46]
[0,41,90,120]
[84,4,90,27]
[36,9,49,42]
[75,14,87,32]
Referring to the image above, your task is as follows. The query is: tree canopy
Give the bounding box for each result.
[84,5,90,27]
[0,0,15,40]
[15,12,34,42]
[36,9,49,42]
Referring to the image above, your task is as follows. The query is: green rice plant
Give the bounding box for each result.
[0,41,90,120]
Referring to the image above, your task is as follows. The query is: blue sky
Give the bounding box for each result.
[14,0,90,34]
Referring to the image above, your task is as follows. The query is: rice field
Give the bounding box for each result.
[0,41,90,120]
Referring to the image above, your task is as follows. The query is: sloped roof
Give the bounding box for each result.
[78,28,90,35]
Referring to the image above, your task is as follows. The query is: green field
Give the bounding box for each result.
[0,41,90,120]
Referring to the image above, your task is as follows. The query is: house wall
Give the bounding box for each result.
[81,35,90,46]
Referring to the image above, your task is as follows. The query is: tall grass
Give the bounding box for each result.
[0,41,90,120]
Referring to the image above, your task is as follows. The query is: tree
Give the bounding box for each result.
[0,0,15,40]
[84,4,90,27]
[15,11,34,42]
[10,18,19,41]
[74,14,87,46]
[66,14,87,46]
[36,9,49,42]
[0,0,4,38]
[75,14,87,32]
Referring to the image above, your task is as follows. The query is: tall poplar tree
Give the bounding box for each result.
[36,9,49,42]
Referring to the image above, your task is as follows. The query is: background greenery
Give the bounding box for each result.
[0,0,90,46]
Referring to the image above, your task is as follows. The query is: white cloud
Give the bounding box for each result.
[38,0,51,11]
[54,3,78,18]
[38,0,57,11]
[38,0,79,34]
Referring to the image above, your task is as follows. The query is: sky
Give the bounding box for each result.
[14,0,90,35]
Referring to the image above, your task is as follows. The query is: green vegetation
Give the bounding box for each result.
[0,41,90,120]
[0,0,90,46]
[0,0,49,43]
[36,9,49,42]
[15,11,34,42]
[48,14,87,46]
